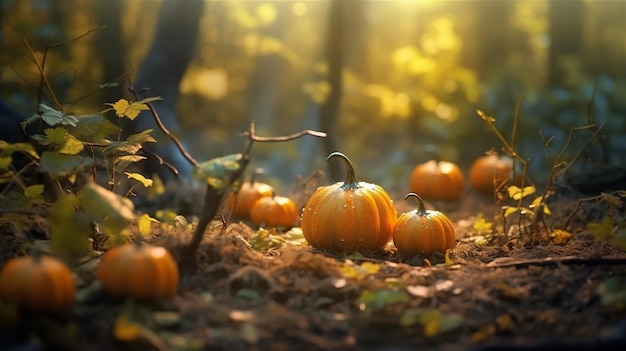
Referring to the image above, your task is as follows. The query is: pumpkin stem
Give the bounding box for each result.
[405,192,427,215]
[327,152,360,190]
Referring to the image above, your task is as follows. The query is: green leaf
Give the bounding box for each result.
[113,155,146,173]
[586,216,615,241]
[79,182,135,239]
[597,277,626,311]
[38,151,94,177]
[127,129,156,144]
[357,289,409,312]
[236,289,261,301]
[49,194,93,262]
[23,104,79,127]
[24,184,44,198]
[0,140,39,159]
[69,114,119,143]
[136,96,164,105]
[613,227,626,251]
[0,156,12,170]
[192,153,243,189]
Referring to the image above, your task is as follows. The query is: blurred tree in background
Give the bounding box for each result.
[1,0,624,192]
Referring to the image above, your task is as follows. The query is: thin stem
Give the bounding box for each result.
[562,194,603,230]
[21,36,63,111]
[326,152,359,189]
[405,192,427,216]
[129,85,199,167]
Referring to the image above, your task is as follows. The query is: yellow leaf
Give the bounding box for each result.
[147,173,165,200]
[419,309,442,337]
[125,172,153,188]
[530,196,551,216]
[549,229,572,245]
[114,314,142,342]
[107,99,149,120]
[137,213,159,237]
[443,250,455,266]
[476,109,496,123]
[507,185,536,200]
[40,127,84,155]
[473,216,493,232]
[340,261,381,279]
[503,206,519,218]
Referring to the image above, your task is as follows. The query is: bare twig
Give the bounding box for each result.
[486,255,626,268]
[180,120,326,271]
[21,36,63,111]
[129,85,199,167]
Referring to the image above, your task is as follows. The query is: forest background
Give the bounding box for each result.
[1,0,625,193]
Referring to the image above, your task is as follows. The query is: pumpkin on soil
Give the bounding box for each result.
[469,154,518,194]
[301,152,397,252]
[225,174,274,218]
[393,193,456,256]
[408,159,464,202]
[97,243,179,301]
[250,193,298,228]
[0,254,76,312]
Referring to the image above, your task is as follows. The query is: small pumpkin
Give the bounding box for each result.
[393,193,456,256]
[408,159,464,202]
[250,193,298,228]
[225,172,274,218]
[301,152,397,252]
[97,243,179,301]
[0,254,76,312]
[469,154,518,194]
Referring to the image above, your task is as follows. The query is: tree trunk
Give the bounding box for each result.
[319,0,345,181]
[548,0,584,87]
[467,0,512,80]
[96,0,126,106]
[132,0,205,182]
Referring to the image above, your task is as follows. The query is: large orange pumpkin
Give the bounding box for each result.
[301,152,397,252]
[97,243,179,301]
[393,193,456,256]
[0,254,76,312]
[225,175,274,218]
[250,194,298,228]
[408,159,464,202]
[469,154,518,194]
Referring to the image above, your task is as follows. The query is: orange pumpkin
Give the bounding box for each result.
[469,154,518,194]
[301,152,397,252]
[0,255,76,312]
[393,193,456,256]
[97,243,179,301]
[250,194,298,228]
[408,159,464,202]
[225,176,274,218]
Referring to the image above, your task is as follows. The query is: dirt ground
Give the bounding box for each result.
[1,178,626,351]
